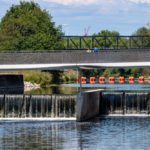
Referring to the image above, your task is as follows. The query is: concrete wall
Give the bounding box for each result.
[0,75,24,94]
[76,91,100,121]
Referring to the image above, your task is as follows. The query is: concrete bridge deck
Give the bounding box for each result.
[0,49,149,70]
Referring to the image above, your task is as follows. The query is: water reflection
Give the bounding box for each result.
[0,121,78,149]
[1,117,150,149]
[25,85,78,95]
[24,84,150,95]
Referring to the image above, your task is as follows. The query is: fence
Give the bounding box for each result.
[62,36,150,50]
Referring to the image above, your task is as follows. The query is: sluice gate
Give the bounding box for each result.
[100,92,150,115]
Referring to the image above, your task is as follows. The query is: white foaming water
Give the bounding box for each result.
[0,117,76,122]
[100,114,150,117]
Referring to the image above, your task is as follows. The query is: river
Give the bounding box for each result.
[25,83,150,94]
[0,117,150,149]
[1,84,150,149]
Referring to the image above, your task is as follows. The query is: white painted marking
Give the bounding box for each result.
[78,62,150,67]
[0,62,149,70]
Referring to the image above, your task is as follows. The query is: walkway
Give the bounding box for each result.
[0,49,149,70]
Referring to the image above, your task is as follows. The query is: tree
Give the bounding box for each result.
[93,30,120,48]
[133,27,150,36]
[0,1,63,51]
[132,27,150,48]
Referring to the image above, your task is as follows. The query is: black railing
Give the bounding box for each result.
[0,36,149,53]
[62,36,150,50]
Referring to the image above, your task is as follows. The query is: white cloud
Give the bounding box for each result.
[39,0,150,5]
[42,0,98,5]
[127,0,150,3]
[4,0,150,5]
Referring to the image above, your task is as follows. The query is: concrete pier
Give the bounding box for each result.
[76,90,102,121]
[0,75,24,94]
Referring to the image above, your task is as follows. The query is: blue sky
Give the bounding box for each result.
[0,0,150,35]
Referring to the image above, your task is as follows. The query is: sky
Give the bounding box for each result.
[0,0,150,35]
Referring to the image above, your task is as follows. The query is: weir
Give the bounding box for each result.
[0,92,149,121]
[0,94,76,118]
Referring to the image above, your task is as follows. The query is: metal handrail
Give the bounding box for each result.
[62,35,150,50]
[0,36,149,52]
[62,35,150,38]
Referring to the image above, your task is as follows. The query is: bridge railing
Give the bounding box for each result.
[62,36,150,50]
[0,36,149,53]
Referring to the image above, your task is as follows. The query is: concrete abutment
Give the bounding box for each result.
[76,90,101,121]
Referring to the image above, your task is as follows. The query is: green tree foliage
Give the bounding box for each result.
[93,30,129,49]
[132,27,150,48]
[93,30,119,48]
[133,27,150,36]
[23,70,53,87]
[0,1,63,51]
[60,70,77,83]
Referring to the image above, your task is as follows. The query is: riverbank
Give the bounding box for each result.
[24,81,40,92]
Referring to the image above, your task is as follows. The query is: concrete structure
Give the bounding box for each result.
[77,91,150,121]
[76,90,101,121]
[0,49,149,70]
[0,75,24,94]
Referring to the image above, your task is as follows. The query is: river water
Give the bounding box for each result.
[1,117,150,149]
[1,84,150,149]
[25,83,150,94]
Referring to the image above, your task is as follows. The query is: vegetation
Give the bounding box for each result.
[22,70,53,86]
[93,30,120,48]
[60,70,77,83]
[0,1,63,51]
[133,27,150,36]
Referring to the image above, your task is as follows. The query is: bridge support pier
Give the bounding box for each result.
[76,90,100,122]
[78,68,82,93]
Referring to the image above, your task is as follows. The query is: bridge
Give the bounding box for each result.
[0,35,149,77]
[0,49,149,70]
[0,35,149,70]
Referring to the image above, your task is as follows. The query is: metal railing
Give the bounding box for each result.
[0,36,149,53]
[62,36,150,50]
